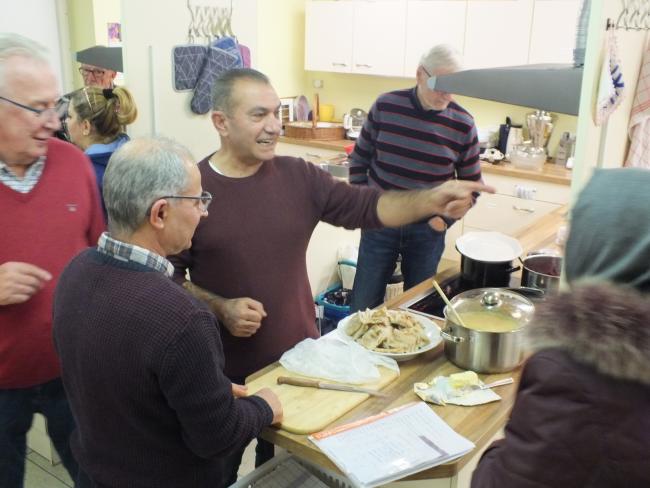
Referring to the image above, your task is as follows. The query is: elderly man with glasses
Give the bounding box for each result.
[348,44,483,312]
[0,33,105,488]
[52,137,282,488]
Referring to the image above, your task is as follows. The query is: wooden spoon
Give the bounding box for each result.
[432,279,469,328]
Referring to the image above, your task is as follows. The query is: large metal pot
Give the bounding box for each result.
[441,288,535,373]
[520,253,562,293]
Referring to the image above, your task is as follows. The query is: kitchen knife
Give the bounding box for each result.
[277,376,388,398]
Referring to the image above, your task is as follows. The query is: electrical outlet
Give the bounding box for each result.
[313,79,323,89]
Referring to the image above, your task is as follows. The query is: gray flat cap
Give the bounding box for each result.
[76,46,123,72]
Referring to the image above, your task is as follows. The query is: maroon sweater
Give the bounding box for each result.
[170,156,382,378]
[53,249,273,487]
[0,138,104,388]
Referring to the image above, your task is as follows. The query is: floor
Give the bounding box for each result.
[24,441,258,488]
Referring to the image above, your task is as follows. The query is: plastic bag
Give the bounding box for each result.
[279,334,399,385]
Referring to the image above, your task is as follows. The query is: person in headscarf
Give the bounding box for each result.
[471,168,650,488]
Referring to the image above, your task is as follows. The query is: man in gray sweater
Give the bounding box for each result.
[53,137,282,488]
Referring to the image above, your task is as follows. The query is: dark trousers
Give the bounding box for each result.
[220,375,275,487]
[0,378,79,488]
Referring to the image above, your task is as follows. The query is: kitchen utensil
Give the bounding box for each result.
[245,365,399,434]
[520,252,562,293]
[455,232,523,288]
[432,279,468,329]
[526,110,554,151]
[277,376,388,398]
[342,108,367,139]
[337,312,442,362]
[479,377,514,390]
[441,288,535,373]
[312,93,319,129]
[505,126,523,157]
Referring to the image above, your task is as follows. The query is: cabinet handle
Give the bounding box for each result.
[513,205,535,213]
[355,63,372,68]
[331,62,347,67]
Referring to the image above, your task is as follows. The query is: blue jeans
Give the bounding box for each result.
[0,378,79,488]
[351,223,446,312]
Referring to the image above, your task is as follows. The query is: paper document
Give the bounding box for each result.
[309,401,474,488]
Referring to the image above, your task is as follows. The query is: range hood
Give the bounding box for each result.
[427,64,583,116]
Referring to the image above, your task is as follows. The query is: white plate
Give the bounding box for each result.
[456,231,523,262]
[337,311,441,362]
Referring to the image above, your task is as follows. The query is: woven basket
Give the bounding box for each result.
[284,122,346,141]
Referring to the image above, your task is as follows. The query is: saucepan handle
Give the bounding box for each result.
[440,328,465,343]
[506,265,521,274]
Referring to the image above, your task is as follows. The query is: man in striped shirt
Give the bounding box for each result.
[349,44,482,311]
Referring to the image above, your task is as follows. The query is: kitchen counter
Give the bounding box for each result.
[249,205,567,483]
[278,136,573,186]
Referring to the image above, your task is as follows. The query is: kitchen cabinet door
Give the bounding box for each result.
[404,0,467,76]
[352,1,408,76]
[528,0,581,64]
[305,1,354,73]
[464,0,534,69]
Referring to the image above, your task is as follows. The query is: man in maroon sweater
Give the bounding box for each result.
[170,68,493,483]
[0,34,105,487]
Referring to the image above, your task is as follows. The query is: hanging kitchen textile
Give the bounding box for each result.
[190,45,239,115]
[238,43,251,68]
[595,29,625,126]
[212,36,243,68]
[625,39,650,168]
[172,44,208,91]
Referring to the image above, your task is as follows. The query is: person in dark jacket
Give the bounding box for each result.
[66,85,137,215]
[471,168,650,488]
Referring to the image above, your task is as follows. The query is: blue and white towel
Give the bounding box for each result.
[595,30,625,125]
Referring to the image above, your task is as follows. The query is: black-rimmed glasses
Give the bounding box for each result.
[0,95,58,119]
[160,191,213,212]
[79,67,106,78]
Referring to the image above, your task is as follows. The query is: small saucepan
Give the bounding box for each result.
[520,252,563,293]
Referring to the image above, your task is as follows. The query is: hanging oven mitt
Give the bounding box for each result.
[238,43,251,68]
[190,45,239,115]
[212,36,243,68]
[172,44,208,91]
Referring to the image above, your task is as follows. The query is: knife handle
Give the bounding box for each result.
[277,376,321,388]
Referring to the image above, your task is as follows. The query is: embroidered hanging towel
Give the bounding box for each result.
[625,40,650,168]
[595,30,625,126]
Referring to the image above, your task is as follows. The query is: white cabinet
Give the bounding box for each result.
[305,1,354,73]
[528,0,582,64]
[404,0,467,75]
[463,0,533,69]
[352,1,407,76]
[305,1,406,77]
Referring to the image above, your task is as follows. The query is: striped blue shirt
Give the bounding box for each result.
[349,87,481,190]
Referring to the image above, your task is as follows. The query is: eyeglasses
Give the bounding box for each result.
[160,191,213,212]
[79,67,106,78]
[0,95,58,119]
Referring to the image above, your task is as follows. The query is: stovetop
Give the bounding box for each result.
[400,273,523,320]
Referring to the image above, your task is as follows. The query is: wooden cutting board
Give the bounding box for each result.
[245,365,399,434]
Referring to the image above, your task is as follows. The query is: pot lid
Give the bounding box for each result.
[456,231,523,262]
[445,287,535,326]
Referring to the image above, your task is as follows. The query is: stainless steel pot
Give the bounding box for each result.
[441,288,535,373]
[520,254,562,293]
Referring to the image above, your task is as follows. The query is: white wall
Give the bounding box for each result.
[0,0,71,93]
[121,0,257,158]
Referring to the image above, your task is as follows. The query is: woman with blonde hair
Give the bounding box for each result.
[66,86,137,211]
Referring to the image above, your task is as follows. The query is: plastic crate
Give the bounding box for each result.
[231,451,353,488]
[315,284,351,323]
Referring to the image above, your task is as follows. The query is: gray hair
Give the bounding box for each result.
[211,68,270,113]
[103,137,194,236]
[0,33,49,91]
[419,44,462,74]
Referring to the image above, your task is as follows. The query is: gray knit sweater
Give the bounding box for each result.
[53,249,273,487]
